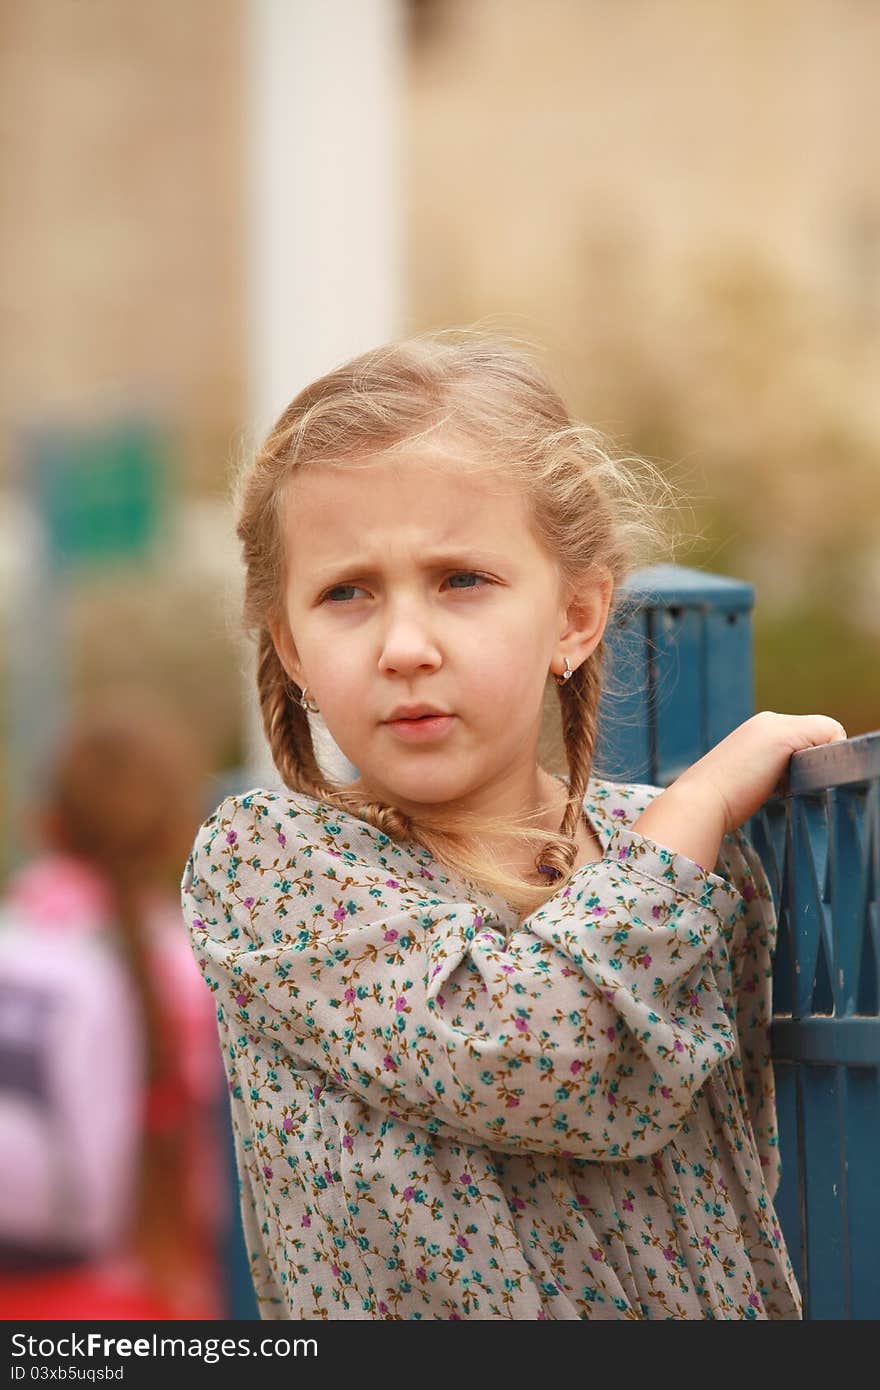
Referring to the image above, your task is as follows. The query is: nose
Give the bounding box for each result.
[376,604,442,677]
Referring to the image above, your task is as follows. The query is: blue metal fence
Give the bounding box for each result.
[595,562,756,786]
[749,734,880,1320]
[600,564,880,1321]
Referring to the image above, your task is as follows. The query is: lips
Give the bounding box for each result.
[385,706,449,722]
[384,713,456,742]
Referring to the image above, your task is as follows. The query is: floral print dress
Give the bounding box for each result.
[180,776,802,1320]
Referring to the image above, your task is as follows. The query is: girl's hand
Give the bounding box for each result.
[674,711,848,835]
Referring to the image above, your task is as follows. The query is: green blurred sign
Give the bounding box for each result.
[24,418,168,571]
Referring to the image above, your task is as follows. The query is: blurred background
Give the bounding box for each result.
[0,0,877,1318]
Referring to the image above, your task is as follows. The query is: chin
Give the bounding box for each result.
[355,766,451,803]
[398,776,474,807]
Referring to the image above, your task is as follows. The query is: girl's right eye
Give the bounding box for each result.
[322,584,364,603]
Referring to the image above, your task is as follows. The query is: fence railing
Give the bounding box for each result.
[598,564,880,1321]
[745,732,880,1321]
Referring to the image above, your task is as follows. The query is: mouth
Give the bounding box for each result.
[384,707,450,722]
[384,713,456,742]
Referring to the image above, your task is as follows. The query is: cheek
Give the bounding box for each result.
[312,650,366,706]
[465,635,547,717]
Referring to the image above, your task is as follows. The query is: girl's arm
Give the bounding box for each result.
[632,780,782,1193]
[632,780,726,874]
[181,792,750,1163]
[714,826,783,1199]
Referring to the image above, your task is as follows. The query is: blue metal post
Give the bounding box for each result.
[596,563,755,784]
[601,566,880,1320]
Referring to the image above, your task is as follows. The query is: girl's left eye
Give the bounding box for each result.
[446,571,489,591]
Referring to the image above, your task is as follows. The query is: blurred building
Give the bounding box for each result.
[1,0,877,818]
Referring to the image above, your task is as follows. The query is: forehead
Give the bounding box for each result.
[279,448,540,572]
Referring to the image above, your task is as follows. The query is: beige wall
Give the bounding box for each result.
[4,0,876,494]
[0,0,246,492]
[408,0,879,336]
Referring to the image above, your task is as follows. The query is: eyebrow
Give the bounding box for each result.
[308,550,507,584]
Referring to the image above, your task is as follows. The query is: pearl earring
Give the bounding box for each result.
[554,656,573,686]
[298,684,320,714]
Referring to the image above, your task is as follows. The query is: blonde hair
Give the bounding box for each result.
[235,328,677,915]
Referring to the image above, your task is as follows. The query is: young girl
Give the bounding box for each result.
[1,698,227,1319]
[181,330,846,1320]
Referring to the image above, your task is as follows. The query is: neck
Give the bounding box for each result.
[347,766,588,874]
[347,763,561,824]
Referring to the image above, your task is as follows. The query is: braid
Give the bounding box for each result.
[256,629,418,843]
[362,801,413,841]
[535,642,604,881]
[256,628,324,796]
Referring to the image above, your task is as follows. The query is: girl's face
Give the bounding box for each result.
[270,442,611,819]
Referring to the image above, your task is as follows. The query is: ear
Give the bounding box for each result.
[558,566,614,666]
[268,614,303,687]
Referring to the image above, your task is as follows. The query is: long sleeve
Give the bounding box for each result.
[181,791,748,1163]
[712,825,782,1200]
